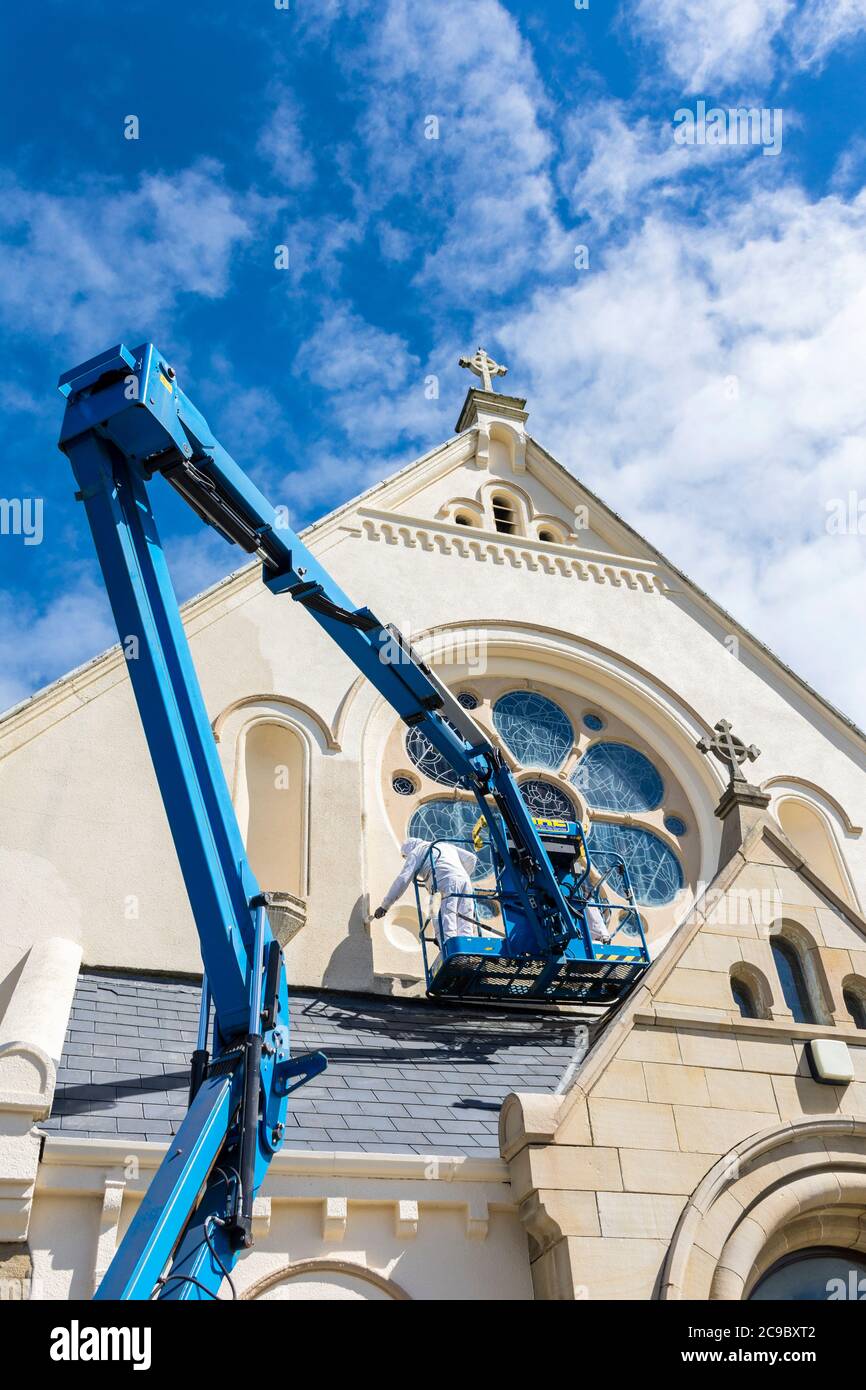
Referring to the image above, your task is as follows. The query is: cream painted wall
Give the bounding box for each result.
[1,415,865,1000]
[28,1141,532,1302]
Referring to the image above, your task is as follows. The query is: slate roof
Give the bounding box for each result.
[42,971,590,1156]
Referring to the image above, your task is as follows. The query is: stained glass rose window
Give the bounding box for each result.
[572,742,663,812]
[492,692,573,770]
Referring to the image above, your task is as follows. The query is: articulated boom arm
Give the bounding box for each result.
[56,342,602,1299]
[59,343,584,957]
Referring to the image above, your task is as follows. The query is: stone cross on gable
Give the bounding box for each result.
[697,719,761,785]
[458,347,508,394]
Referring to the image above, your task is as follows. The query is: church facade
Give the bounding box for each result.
[1,369,865,1301]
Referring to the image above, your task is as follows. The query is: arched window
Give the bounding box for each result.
[728,963,772,1020]
[843,985,866,1030]
[492,692,573,770]
[572,742,664,812]
[588,822,683,906]
[491,494,517,535]
[243,722,306,896]
[750,1248,866,1301]
[405,724,461,787]
[247,1261,407,1301]
[731,974,758,1019]
[536,521,566,544]
[388,685,690,931]
[776,799,851,903]
[454,512,473,527]
[771,938,815,1024]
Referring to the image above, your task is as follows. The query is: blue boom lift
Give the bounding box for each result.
[56,342,650,1300]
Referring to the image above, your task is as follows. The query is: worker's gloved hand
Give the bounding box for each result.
[373,906,387,919]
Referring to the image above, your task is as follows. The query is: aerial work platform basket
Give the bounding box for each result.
[414,818,651,1006]
[425,936,647,1006]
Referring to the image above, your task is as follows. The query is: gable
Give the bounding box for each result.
[499,815,866,1300]
[345,427,655,563]
[560,816,866,1107]
[4,386,866,774]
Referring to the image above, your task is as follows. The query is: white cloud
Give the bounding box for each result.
[300,306,415,395]
[560,103,726,232]
[494,184,866,722]
[279,213,364,288]
[257,86,316,190]
[0,532,244,715]
[377,221,415,264]
[293,0,368,38]
[831,133,866,193]
[631,0,866,90]
[279,446,395,518]
[790,0,866,69]
[0,162,266,353]
[312,0,565,298]
[631,0,793,90]
[295,303,451,452]
[0,571,115,712]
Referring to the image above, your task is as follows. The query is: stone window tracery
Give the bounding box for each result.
[588,821,683,907]
[519,779,577,820]
[392,775,417,797]
[405,724,461,788]
[572,741,663,812]
[387,682,692,920]
[492,691,573,770]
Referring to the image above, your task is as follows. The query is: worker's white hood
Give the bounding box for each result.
[400,838,428,858]
[400,837,477,879]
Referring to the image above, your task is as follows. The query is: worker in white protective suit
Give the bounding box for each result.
[584,898,612,945]
[373,837,480,944]
[577,873,613,945]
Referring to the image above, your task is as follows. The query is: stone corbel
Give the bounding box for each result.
[93,1178,125,1293]
[322,1196,347,1241]
[253,1195,272,1240]
[518,1188,561,1257]
[395,1199,419,1239]
[465,1194,490,1241]
[90,1184,270,1294]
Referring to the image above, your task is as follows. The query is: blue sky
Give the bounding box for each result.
[2,0,866,722]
